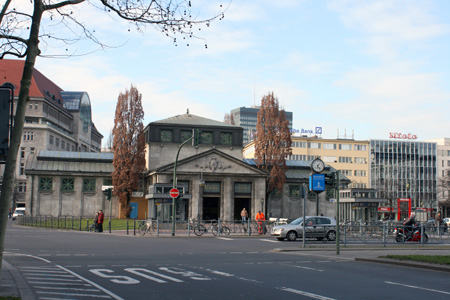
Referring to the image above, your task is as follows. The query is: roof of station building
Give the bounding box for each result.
[149,113,241,128]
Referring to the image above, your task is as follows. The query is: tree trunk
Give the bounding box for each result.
[0,1,43,274]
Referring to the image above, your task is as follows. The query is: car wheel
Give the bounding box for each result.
[326,230,336,241]
[277,238,285,241]
[286,231,297,241]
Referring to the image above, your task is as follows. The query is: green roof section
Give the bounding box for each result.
[151,113,241,128]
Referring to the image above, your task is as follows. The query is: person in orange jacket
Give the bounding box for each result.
[255,211,266,234]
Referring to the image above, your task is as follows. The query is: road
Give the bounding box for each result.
[4,222,450,300]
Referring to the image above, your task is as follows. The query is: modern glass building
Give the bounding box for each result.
[370,140,437,220]
[231,106,293,145]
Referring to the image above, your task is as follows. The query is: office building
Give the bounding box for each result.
[230,106,293,145]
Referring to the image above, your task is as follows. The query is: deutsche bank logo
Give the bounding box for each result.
[315,127,322,135]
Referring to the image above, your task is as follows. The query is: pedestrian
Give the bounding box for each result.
[240,208,248,225]
[255,210,266,234]
[98,210,104,233]
[94,212,99,232]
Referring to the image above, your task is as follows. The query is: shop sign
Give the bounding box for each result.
[389,132,417,140]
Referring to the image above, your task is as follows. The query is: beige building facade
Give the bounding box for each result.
[244,136,370,189]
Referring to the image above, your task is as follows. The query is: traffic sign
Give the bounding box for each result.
[169,188,179,198]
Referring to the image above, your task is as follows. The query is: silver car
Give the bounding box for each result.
[271,216,337,241]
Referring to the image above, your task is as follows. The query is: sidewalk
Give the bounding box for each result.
[0,259,34,300]
[274,244,450,273]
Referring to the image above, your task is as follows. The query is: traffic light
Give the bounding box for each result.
[192,129,202,146]
[103,188,112,201]
[325,172,336,188]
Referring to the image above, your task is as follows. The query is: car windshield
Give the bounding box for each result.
[15,210,25,215]
[290,217,304,225]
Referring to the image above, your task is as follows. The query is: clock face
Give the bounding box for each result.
[311,158,325,173]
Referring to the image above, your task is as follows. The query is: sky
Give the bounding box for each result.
[27,0,450,145]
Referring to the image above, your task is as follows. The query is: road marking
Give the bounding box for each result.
[385,281,450,295]
[36,291,112,298]
[279,287,336,300]
[216,237,234,240]
[260,239,280,243]
[125,268,184,283]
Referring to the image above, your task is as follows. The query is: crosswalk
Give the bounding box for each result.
[20,265,124,300]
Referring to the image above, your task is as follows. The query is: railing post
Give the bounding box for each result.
[187,219,190,238]
[247,218,250,236]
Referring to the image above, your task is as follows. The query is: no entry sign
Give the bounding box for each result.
[169,188,179,198]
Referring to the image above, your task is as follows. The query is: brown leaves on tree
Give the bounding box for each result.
[112,85,146,218]
[255,92,292,195]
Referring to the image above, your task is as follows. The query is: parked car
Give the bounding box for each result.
[271,216,336,241]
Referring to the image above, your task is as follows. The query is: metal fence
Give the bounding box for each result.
[15,216,450,245]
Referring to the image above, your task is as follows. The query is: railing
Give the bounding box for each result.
[14,216,450,244]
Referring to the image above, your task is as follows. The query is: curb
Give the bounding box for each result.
[355,258,450,273]
[1,260,36,300]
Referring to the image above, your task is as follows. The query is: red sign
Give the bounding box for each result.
[389,132,417,140]
[169,188,179,198]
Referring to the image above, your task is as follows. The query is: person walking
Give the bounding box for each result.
[255,210,266,234]
[240,208,248,225]
[98,210,104,233]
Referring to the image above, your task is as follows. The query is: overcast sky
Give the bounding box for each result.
[31,0,450,144]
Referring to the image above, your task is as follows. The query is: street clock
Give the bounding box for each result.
[311,158,325,173]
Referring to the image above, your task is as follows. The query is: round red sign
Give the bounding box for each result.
[169,188,179,198]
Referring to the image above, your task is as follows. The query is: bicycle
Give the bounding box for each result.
[138,220,157,236]
[193,220,215,236]
[212,223,231,236]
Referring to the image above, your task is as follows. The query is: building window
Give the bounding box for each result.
[289,185,301,197]
[323,156,337,163]
[18,182,27,193]
[308,142,321,149]
[82,178,96,192]
[160,129,173,142]
[220,132,232,145]
[20,163,24,175]
[103,178,113,186]
[66,143,70,151]
[49,135,54,144]
[339,157,352,163]
[23,132,34,141]
[61,178,75,191]
[447,160,450,167]
[323,143,336,150]
[354,170,367,177]
[21,147,25,158]
[339,144,352,150]
[354,157,367,164]
[55,138,60,148]
[181,130,192,142]
[200,131,213,144]
[39,177,53,191]
[355,145,367,151]
[61,140,65,150]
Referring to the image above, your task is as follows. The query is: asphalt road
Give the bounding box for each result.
[3,222,450,300]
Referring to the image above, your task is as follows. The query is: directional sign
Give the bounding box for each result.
[309,174,325,192]
[169,188,179,198]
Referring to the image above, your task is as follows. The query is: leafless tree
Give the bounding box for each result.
[223,113,235,125]
[0,0,229,272]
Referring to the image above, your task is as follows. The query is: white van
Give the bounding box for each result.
[12,207,26,219]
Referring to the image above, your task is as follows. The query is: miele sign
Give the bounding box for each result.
[389,132,418,140]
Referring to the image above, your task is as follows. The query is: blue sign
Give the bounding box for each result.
[309,174,325,192]
[315,127,322,135]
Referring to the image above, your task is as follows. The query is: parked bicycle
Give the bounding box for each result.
[194,220,231,236]
[138,220,157,236]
